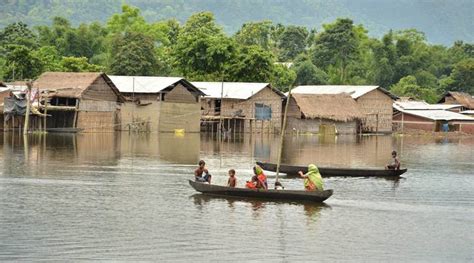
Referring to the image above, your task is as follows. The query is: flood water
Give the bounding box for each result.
[0,132,473,261]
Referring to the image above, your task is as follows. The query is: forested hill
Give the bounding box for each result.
[2,0,473,45]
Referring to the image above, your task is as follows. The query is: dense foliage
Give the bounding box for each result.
[2,0,473,45]
[1,5,473,102]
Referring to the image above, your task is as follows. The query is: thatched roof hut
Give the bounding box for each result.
[289,94,363,122]
[438,91,474,110]
[34,72,124,102]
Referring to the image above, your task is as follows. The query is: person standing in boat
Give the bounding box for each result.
[298,164,324,191]
[195,160,212,184]
[385,151,401,170]
[227,169,237,187]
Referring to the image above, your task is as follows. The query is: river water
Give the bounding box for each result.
[0,132,473,261]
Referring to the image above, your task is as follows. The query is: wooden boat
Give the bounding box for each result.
[189,180,333,203]
[257,161,407,178]
[46,127,84,133]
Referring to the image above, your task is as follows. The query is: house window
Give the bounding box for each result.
[255,103,272,120]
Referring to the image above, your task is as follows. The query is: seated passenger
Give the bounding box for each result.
[385,151,401,170]
[254,165,268,190]
[195,160,212,184]
[298,164,324,191]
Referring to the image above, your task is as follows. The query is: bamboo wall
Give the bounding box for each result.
[287,118,358,134]
[119,102,161,132]
[159,102,201,132]
[356,89,393,133]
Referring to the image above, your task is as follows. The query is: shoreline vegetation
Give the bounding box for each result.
[0,4,473,103]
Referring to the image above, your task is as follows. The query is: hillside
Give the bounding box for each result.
[1,0,473,45]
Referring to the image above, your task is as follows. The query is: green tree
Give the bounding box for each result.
[109,32,157,76]
[444,58,474,94]
[60,56,103,72]
[3,44,42,81]
[234,21,274,50]
[278,25,308,61]
[174,12,235,80]
[270,64,296,92]
[227,45,274,82]
[311,18,359,83]
[32,46,63,72]
[390,75,439,103]
[294,60,328,85]
[0,22,37,49]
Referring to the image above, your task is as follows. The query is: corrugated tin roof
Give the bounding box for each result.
[400,109,474,121]
[192,81,283,100]
[291,85,398,99]
[109,76,185,93]
[393,101,462,111]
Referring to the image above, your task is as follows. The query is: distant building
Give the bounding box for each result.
[193,82,285,133]
[33,72,124,132]
[109,76,205,132]
[393,100,463,113]
[291,85,398,133]
[287,94,364,134]
[393,108,474,134]
[460,110,474,116]
[438,91,474,111]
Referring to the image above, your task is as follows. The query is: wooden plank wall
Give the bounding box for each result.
[165,83,198,103]
[82,76,119,102]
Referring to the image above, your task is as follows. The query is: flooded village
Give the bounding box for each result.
[1,1,474,261]
[1,72,474,261]
[2,72,474,135]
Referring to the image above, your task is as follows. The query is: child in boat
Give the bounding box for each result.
[385,151,401,170]
[298,164,324,191]
[245,175,257,189]
[227,169,236,187]
[195,160,212,184]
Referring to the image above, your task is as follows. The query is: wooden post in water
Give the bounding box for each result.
[275,87,292,187]
[23,82,32,135]
[72,99,79,128]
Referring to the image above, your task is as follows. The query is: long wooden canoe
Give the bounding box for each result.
[189,180,333,203]
[257,161,407,178]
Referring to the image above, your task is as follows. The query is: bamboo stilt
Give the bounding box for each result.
[275,87,292,186]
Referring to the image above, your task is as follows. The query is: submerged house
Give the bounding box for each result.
[34,72,124,132]
[393,108,474,134]
[109,76,205,132]
[193,82,285,133]
[291,85,398,133]
[393,100,463,113]
[287,94,364,134]
[437,91,474,111]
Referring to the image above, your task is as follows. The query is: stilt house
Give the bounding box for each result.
[109,76,205,133]
[291,85,398,133]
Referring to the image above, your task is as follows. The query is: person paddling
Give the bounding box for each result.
[298,164,324,191]
[195,160,212,184]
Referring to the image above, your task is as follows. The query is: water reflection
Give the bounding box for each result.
[0,132,473,261]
